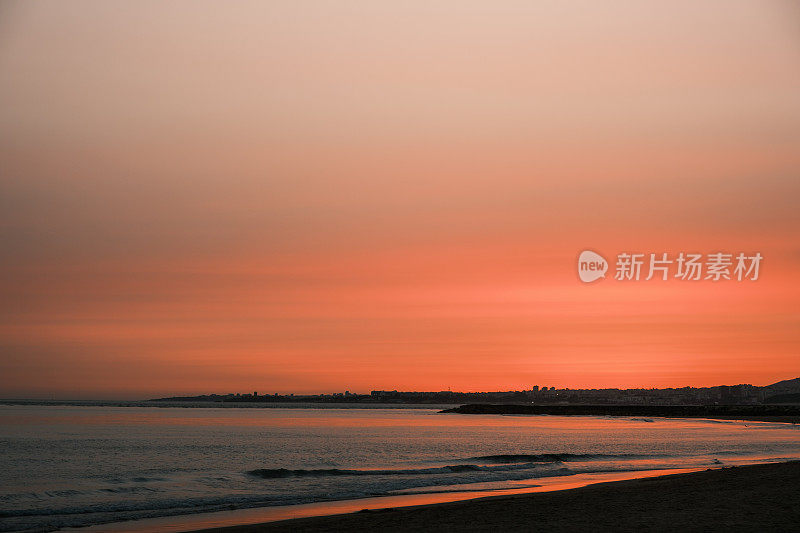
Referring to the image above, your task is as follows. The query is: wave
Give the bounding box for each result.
[246,452,678,479]
[466,453,660,464]
[247,462,568,479]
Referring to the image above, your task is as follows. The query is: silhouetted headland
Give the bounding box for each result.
[441,403,800,423]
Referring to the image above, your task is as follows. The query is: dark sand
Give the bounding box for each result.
[194,461,800,532]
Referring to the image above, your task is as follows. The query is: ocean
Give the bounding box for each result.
[1,403,799,532]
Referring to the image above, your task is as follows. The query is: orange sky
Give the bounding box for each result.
[1,1,799,398]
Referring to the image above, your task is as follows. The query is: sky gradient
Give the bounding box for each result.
[1,1,799,398]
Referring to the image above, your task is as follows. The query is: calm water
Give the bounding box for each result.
[1,404,799,532]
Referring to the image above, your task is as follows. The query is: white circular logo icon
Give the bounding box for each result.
[578,250,608,283]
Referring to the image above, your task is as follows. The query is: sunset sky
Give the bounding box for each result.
[1,1,799,399]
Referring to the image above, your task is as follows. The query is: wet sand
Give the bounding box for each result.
[194,461,800,532]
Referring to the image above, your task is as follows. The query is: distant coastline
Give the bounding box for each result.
[2,377,798,414]
[148,376,800,406]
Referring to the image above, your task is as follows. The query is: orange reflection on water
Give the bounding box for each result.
[1,405,761,430]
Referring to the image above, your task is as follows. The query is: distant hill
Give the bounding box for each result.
[764,378,800,392]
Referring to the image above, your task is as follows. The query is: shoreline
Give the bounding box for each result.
[61,462,799,533]
[189,461,800,532]
[62,468,704,533]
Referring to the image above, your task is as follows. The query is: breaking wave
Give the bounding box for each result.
[248,463,559,479]
[246,453,664,479]
[466,453,659,463]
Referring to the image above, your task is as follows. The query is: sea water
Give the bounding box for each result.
[1,404,798,532]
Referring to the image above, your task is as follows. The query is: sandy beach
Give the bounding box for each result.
[194,461,800,532]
